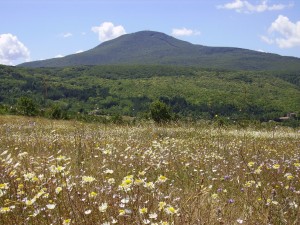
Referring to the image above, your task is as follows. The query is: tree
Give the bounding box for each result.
[150,100,172,123]
[17,97,38,116]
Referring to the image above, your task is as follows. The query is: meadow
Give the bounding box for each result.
[0,116,299,224]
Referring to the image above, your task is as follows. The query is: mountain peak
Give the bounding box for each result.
[112,30,176,40]
[129,30,168,36]
[130,30,178,40]
[93,30,193,50]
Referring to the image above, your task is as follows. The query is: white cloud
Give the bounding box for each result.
[261,15,300,48]
[91,22,126,42]
[217,0,292,13]
[0,33,30,65]
[75,50,84,54]
[257,49,265,53]
[219,0,244,10]
[171,28,201,36]
[260,35,274,44]
[62,32,72,38]
[54,54,64,58]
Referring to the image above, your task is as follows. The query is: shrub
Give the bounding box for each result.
[47,105,66,120]
[17,97,38,116]
[150,100,172,123]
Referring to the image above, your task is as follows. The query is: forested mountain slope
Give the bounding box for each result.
[19,31,300,71]
[1,64,299,121]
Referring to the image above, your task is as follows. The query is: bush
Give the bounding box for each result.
[110,113,124,124]
[17,97,38,116]
[150,100,172,123]
[47,105,66,120]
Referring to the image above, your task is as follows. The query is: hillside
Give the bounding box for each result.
[19,31,300,71]
[1,64,299,122]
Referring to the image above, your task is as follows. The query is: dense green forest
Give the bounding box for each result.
[0,64,299,124]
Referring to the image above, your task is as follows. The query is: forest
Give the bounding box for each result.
[0,64,299,125]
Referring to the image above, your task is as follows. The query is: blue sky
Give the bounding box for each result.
[1,0,300,65]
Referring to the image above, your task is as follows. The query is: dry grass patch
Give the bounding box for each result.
[0,116,299,224]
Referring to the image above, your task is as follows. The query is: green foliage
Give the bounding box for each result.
[0,104,9,115]
[0,64,299,125]
[16,97,38,116]
[150,100,172,123]
[110,113,124,124]
[46,105,67,120]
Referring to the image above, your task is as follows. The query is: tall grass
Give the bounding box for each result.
[0,115,299,224]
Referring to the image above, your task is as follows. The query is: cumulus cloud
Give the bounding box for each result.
[0,33,30,65]
[171,28,201,36]
[217,0,292,13]
[91,22,126,42]
[261,15,300,48]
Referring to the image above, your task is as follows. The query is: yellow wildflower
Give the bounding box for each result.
[82,176,96,184]
[124,179,133,185]
[88,191,98,198]
[25,198,36,206]
[32,177,39,182]
[211,193,218,199]
[139,207,148,214]
[285,173,294,180]
[138,171,146,176]
[24,172,35,181]
[245,180,255,187]
[272,164,280,169]
[144,182,155,190]
[55,187,62,194]
[0,207,11,213]
[294,162,300,168]
[165,206,178,215]
[9,170,16,177]
[134,179,143,185]
[158,201,166,211]
[0,183,9,190]
[248,162,255,167]
[119,209,125,216]
[119,175,134,191]
[254,167,262,174]
[157,175,168,183]
[63,219,71,225]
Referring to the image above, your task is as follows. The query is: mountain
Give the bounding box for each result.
[19,30,300,71]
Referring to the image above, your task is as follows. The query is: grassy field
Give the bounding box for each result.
[0,116,299,224]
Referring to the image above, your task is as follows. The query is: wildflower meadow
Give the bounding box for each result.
[0,116,299,224]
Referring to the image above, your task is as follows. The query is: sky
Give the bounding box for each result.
[1,0,300,65]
